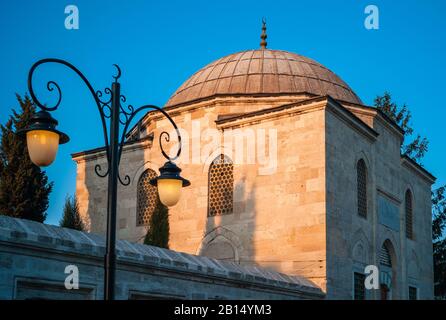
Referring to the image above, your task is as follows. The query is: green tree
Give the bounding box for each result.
[432,186,446,299]
[60,194,84,231]
[374,92,428,163]
[144,198,169,248]
[0,95,53,222]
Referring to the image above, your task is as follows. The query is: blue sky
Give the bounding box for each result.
[0,0,445,225]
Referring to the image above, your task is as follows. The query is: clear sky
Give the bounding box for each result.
[0,0,445,225]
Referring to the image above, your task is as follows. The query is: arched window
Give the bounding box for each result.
[208,154,233,217]
[405,190,413,239]
[136,168,158,226]
[357,159,367,218]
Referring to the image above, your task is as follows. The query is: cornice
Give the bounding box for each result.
[215,96,379,142]
[401,155,436,184]
[71,134,154,163]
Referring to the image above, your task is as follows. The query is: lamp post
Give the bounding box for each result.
[18,58,190,300]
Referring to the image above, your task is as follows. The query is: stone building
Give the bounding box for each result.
[72,26,436,299]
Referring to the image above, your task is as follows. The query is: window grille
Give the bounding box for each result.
[379,244,392,267]
[136,169,158,226]
[357,159,367,218]
[405,190,413,239]
[408,286,417,300]
[354,272,366,300]
[208,155,233,217]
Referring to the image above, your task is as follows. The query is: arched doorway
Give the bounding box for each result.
[379,240,397,300]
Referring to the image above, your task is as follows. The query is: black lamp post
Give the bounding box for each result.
[18,58,190,300]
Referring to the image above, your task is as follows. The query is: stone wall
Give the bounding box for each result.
[73,96,329,291]
[0,215,324,300]
[325,100,434,299]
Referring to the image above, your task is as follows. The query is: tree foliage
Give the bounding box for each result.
[374,92,428,163]
[0,95,53,222]
[59,194,84,231]
[432,186,446,298]
[144,198,169,249]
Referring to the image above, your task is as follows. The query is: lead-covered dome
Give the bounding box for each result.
[166,49,361,107]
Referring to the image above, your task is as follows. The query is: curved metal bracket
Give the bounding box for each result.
[27,58,114,178]
[118,104,182,162]
[116,103,182,186]
[27,59,183,187]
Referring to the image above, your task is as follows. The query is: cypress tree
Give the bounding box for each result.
[60,194,84,231]
[144,198,169,248]
[0,95,53,222]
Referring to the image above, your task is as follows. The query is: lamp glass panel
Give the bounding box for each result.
[26,130,59,166]
[157,179,182,207]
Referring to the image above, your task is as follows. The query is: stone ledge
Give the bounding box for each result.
[0,215,324,297]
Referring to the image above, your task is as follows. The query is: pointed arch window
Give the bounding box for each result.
[208,154,233,217]
[136,168,158,226]
[405,190,413,239]
[357,159,367,218]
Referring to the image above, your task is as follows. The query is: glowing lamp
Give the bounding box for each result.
[18,111,69,166]
[150,161,190,207]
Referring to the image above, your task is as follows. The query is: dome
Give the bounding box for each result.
[166,49,362,107]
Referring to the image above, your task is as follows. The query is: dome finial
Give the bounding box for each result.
[260,18,267,49]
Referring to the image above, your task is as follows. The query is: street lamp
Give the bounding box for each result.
[24,110,69,166]
[18,58,190,300]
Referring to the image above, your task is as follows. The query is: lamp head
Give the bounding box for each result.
[17,110,69,166]
[150,161,190,207]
